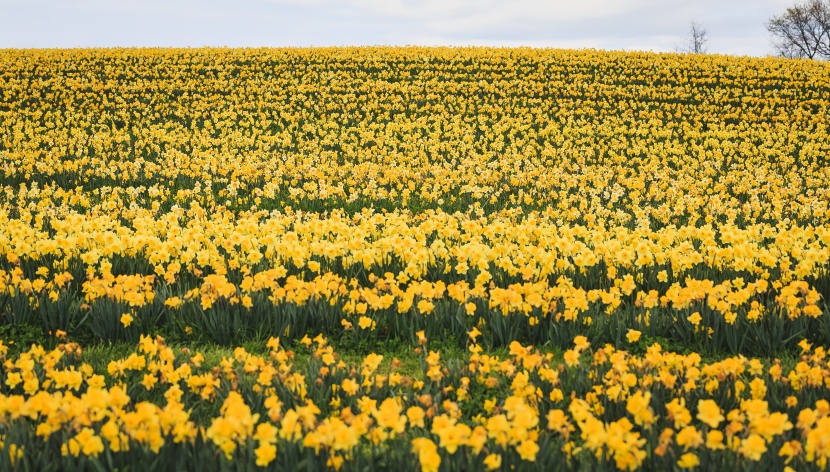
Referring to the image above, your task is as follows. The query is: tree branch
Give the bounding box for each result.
[767,0,830,59]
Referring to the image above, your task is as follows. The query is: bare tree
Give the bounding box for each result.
[767,0,830,59]
[676,20,709,54]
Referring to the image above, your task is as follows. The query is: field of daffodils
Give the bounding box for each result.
[1,47,829,470]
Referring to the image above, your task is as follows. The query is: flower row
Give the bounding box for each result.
[1,334,829,470]
[2,48,829,225]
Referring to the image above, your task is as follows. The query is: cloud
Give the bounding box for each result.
[0,0,799,55]
[264,0,648,28]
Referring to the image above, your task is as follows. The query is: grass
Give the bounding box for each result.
[72,334,801,388]
[1,316,803,377]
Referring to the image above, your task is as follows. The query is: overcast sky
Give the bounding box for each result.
[0,0,794,56]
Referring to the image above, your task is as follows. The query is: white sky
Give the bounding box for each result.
[0,0,794,56]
